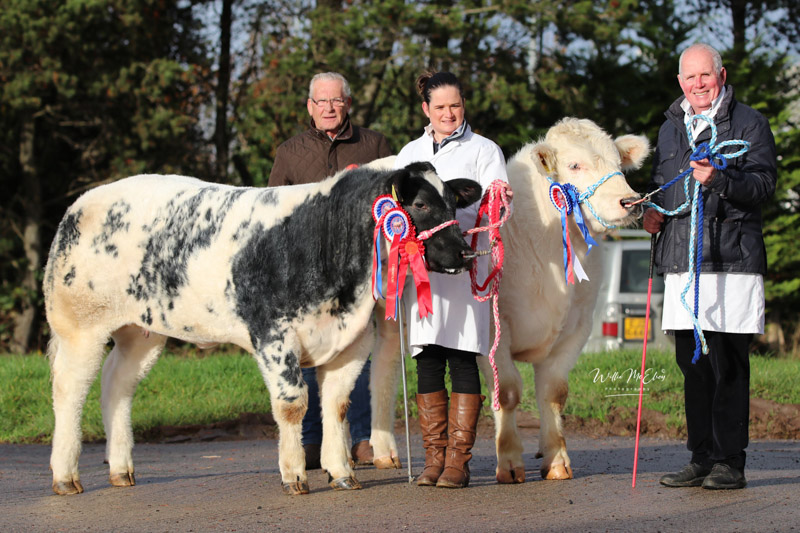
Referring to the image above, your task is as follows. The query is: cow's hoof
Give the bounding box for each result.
[328,475,362,491]
[373,455,401,469]
[542,465,573,480]
[281,480,310,495]
[109,472,136,487]
[497,466,526,484]
[52,479,84,495]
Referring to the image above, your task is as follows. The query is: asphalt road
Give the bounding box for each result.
[2,431,799,532]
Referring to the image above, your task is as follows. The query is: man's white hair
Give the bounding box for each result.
[679,43,724,79]
[309,72,352,99]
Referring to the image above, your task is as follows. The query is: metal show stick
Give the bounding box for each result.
[398,299,414,483]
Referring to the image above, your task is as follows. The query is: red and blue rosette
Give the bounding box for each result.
[372,194,397,223]
[382,207,412,320]
[371,196,435,320]
[549,182,597,284]
[371,195,398,300]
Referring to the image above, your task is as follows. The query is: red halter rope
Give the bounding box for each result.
[464,180,512,411]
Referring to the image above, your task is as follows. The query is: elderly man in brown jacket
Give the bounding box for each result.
[268,72,391,470]
[268,72,391,186]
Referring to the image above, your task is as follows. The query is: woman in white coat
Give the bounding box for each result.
[394,71,511,489]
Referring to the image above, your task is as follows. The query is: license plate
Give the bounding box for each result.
[623,316,651,341]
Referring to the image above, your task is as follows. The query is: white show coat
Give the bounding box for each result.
[393,123,509,356]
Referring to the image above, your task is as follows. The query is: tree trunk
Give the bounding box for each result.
[214,0,233,182]
[11,116,42,354]
[729,0,747,65]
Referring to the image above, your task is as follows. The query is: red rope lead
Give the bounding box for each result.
[465,180,512,411]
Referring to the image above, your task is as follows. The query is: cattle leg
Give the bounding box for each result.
[368,312,402,469]
[478,350,525,484]
[49,330,109,495]
[102,326,166,488]
[253,343,310,495]
[317,327,373,490]
[533,360,573,480]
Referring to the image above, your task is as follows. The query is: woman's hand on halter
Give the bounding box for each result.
[499,181,514,200]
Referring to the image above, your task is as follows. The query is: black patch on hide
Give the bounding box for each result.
[91,200,131,258]
[126,187,246,306]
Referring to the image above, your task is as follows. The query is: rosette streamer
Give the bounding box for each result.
[370,195,433,320]
[548,182,597,284]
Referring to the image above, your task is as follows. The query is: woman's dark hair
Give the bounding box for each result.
[415,71,463,104]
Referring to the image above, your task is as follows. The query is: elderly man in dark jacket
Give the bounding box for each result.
[268,73,391,186]
[268,72,392,469]
[644,43,777,490]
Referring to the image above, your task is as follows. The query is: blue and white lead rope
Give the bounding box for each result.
[643,114,750,363]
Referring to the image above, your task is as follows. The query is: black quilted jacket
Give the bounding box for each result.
[648,85,777,276]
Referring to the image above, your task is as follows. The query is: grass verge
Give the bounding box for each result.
[1,348,797,444]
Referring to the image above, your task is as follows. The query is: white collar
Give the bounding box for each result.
[682,86,726,137]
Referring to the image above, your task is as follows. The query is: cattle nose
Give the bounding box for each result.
[461,249,478,261]
[620,196,640,208]
[621,196,643,217]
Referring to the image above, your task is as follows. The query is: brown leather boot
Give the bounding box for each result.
[436,393,483,489]
[415,390,449,486]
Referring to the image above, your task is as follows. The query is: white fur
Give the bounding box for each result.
[45,174,382,494]
[479,118,649,482]
[368,119,651,479]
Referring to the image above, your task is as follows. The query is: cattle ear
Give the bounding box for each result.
[389,168,410,203]
[447,179,482,208]
[390,162,438,203]
[531,142,557,177]
[615,135,650,171]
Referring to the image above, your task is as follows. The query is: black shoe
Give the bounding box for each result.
[659,463,712,487]
[702,463,747,490]
[304,443,321,470]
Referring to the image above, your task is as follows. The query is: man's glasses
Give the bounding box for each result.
[311,97,347,108]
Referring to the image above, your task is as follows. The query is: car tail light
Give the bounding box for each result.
[602,321,619,337]
[601,303,620,338]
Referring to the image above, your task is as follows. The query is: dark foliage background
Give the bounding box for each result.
[1,0,798,353]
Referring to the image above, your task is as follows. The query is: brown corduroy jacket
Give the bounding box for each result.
[268,116,392,186]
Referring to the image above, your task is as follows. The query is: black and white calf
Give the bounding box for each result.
[44,162,481,496]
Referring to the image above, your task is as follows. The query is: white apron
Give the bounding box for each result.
[393,124,509,356]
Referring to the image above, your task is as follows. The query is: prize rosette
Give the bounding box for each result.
[549,182,575,215]
[549,182,594,285]
[382,207,412,320]
[372,194,397,223]
[399,236,432,319]
[371,195,399,300]
[381,207,412,242]
[369,195,434,321]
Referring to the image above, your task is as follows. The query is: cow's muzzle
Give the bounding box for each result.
[621,196,643,217]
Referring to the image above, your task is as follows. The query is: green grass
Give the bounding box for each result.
[0,352,271,444]
[2,348,798,444]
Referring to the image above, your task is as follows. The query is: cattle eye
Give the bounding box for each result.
[568,163,581,171]
[413,202,428,211]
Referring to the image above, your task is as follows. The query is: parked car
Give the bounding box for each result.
[583,229,674,353]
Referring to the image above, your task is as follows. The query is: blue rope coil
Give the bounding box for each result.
[644,114,750,363]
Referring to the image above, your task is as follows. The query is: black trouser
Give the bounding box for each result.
[675,330,751,472]
[415,344,481,395]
